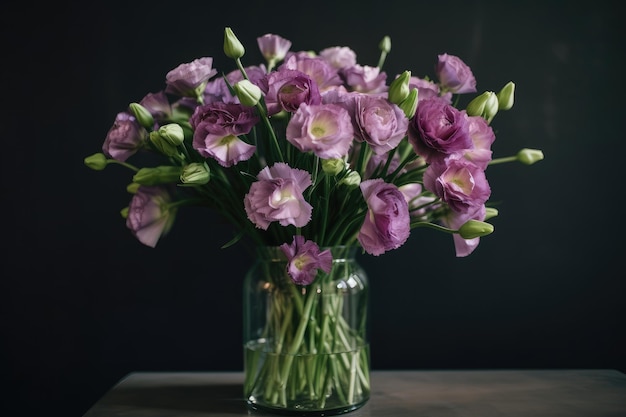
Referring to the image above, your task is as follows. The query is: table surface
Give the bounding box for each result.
[83,369,626,417]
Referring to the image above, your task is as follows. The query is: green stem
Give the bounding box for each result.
[489,155,518,165]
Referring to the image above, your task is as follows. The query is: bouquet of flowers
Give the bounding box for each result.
[84,27,543,413]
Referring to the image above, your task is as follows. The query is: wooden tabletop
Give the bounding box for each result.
[83,369,626,416]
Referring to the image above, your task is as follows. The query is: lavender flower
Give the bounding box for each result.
[280,235,332,285]
[436,53,477,94]
[281,54,344,92]
[319,46,357,70]
[102,112,147,162]
[190,102,258,167]
[352,94,408,155]
[244,163,313,230]
[286,103,354,159]
[407,97,472,164]
[358,179,410,256]
[257,33,292,70]
[263,68,322,115]
[165,57,218,98]
[125,186,176,248]
[341,64,387,94]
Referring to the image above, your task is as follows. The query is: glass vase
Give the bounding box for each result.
[243,246,370,416]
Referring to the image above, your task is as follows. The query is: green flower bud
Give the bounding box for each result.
[466,91,499,123]
[496,81,515,111]
[233,79,262,107]
[379,36,391,54]
[149,131,179,157]
[126,182,140,194]
[84,153,108,171]
[338,170,361,188]
[180,162,210,185]
[224,27,245,59]
[398,88,418,119]
[388,70,411,105]
[484,207,499,221]
[120,206,129,219]
[458,220,494,239]
[158,123,185,146]
[321,158,346,176]
[517,148,544,165]
[133,166,183,186]
[129,102,154,130]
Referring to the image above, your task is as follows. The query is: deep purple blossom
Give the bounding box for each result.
[190,102,259,167]
[165,57,218,98]
[280,235,332,285]
[407,98,472,164]
[125,186,176,248]
[139,91,172,126]
[262,68,322,115]
[102,112,146,162]
[358,179,410,256]
[286,103,354,159]
[423,156,491,215]
[244,163,313,230]
[436,53,477,94]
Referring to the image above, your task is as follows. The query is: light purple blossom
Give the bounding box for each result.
[436,53,477,94]
[139,91,172,126]
[262,68,322,116]
[286,103,354,159]
[244,163,313,230]
[319,46,357,70]
[407,98,472,164]
[352,94,408,155]
[408,76,452,103]
[463,115,495,170]
[126,186,176,248]
[190,102,259,167]
[203,65,267,104]
[423,156,491,215]
[280,235,332,285]
[358,179,410,256]
[341,64,387,94]
[281,54,344,93]
[165,57,218,98]
[257,33,292,63]
[102,112,146,162]
[441,204,487,257]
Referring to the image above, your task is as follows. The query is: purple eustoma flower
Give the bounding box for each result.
[319,46,357,70]
[423,156,491,215]
[407,98,472,164]
[102,112,147,162]
[463,115,495,170]
[441,204,487,257]
[244,163,313,230]
[125,186,176,248]
[286,103,354,159]
[263,68,322,116]
[281,54,343,93]
[436,53,477,94]
[257,33,292,64]
[409,76,452,104]
[358,179,410,256]
[165,57,218,98]
[190,102,259,167]
[352,94,408,155]
[280,235,332,285]
[341,64,387,94]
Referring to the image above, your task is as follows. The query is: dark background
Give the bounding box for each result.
[3,1,624,416]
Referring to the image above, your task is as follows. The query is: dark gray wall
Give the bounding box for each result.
[3,1,624,416]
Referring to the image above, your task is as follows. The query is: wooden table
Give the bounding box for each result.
[83,369,626,416]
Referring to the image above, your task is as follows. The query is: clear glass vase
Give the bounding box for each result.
[243,246,370,416]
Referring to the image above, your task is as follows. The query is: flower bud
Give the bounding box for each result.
[398,88,418,119]
[517,148,544,165]
[321,158,346,176]
[129,102,155,130]
[496,81,515,111]
[224,27,245,59]
[133,166,183,186]
[126,182,140,193]
[84,153,108,171]
[458,220,494,239]
[180,162,210,185]
[338,170,361,188]
[149,131,179,157]
[388,71,411,105]
[484,207,499,221]
[379,36,391,54]
[158,123,185,146]
[233,79,262,107]
[466,91,499,123]
[120,206,129,219]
